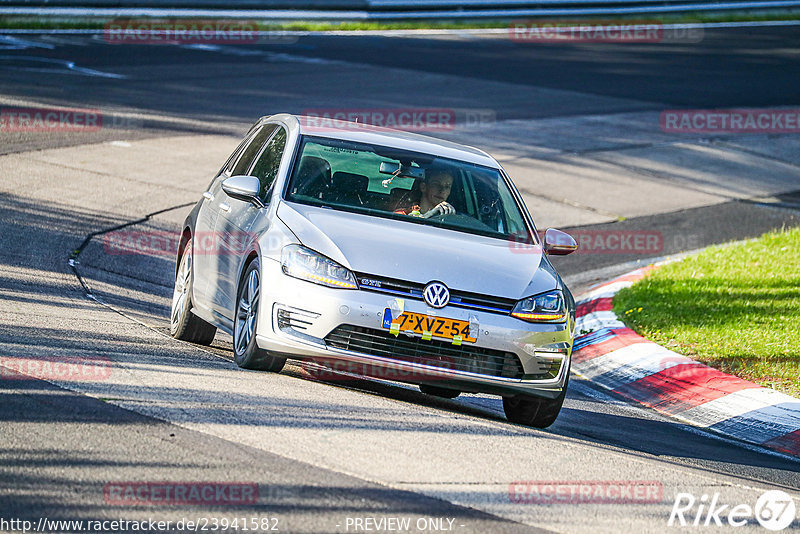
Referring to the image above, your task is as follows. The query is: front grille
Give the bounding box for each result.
[354,273,516,315]
[325,325,524,379]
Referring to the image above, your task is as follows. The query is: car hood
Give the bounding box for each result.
[277,201,558,299]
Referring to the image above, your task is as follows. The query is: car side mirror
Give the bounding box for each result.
[222,175,265,208]
[544,228,578,256]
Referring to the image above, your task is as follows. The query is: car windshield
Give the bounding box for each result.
[284,136,535,243]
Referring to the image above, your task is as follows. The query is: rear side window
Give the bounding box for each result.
[250,127,288,200]
[220,123,260,176]
[231,124,277,176]
[221,139,249,176]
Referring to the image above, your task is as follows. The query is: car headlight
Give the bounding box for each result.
[281,245,358,289]
[512,290,567,323]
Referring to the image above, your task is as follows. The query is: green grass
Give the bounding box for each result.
[1,11,800,31]
[613,227,800,398]
[277,20,508,31]
[0,18,507,31]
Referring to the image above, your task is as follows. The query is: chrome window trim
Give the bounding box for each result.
[230,123,278,177]
[245,123,289,202]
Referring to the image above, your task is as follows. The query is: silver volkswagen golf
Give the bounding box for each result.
[171,113,578,428]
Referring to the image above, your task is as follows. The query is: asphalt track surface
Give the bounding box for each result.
[1,28,799,533]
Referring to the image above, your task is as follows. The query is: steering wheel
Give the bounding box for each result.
[427,211,457,222]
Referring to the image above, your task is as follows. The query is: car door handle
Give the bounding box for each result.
[219,202,231,212]
[202,191,214,201]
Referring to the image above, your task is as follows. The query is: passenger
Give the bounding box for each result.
[394,167,456,218]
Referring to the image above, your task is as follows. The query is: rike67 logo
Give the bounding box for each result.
[668,490,796,531]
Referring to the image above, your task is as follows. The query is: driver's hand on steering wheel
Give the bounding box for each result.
[423,201,456,218]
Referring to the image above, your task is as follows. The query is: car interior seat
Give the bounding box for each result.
[293,156,332,199]
[388,186,414,211]
[329,171,369,206]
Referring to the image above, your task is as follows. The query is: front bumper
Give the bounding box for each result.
[255,258,573,399]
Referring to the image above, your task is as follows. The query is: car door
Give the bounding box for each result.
[211,124,278,319]
[191,125,262,309]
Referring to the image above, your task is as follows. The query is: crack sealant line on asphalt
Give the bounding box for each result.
[68,201,193,269]
[79,262,175,290]
[62,201,236,358]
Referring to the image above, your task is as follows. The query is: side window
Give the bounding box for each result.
[231,124,277,176]
[206,126,257,190]
[498,183,525,237]
[222,139,249,176]
[221,123,260,176]
[250,127,287,200]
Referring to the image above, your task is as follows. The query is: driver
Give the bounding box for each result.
[395,167,456,218]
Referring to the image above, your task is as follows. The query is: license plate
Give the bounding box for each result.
[382,308,477,343]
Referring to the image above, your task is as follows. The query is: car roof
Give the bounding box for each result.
[261,113,500,169]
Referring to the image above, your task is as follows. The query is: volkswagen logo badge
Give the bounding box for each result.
[423,281,450,308]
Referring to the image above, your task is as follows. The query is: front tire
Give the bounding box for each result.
[502,371,569,429]
[233,259,286,372]
[170,238,217,345]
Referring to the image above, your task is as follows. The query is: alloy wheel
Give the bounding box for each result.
[171,247,192,330]
[235,269,260,355]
